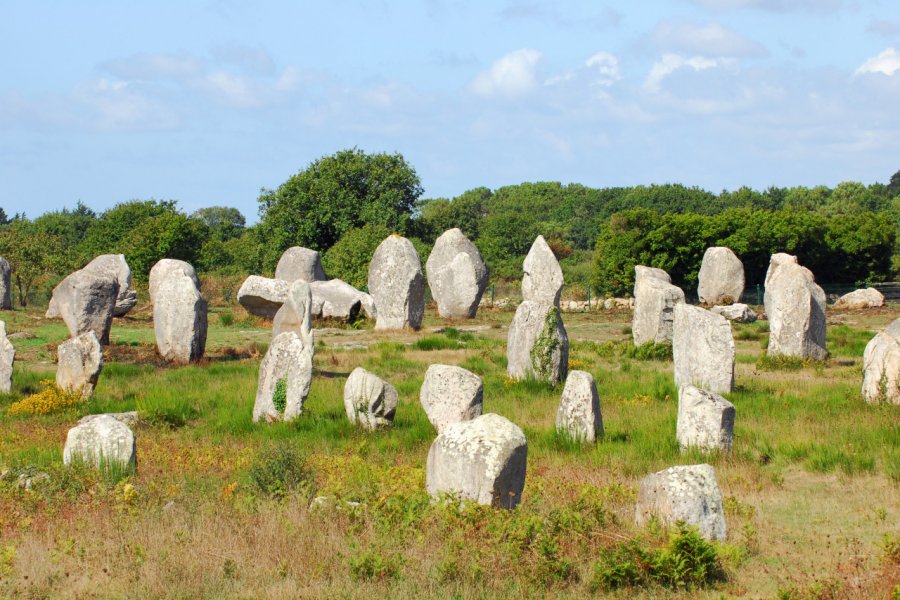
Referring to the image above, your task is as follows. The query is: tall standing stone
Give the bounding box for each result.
[764,254,826,360]
[673,304,735,394]
[522,235,564,307]
[368,235,425,330]
[0,257,11,310]
[153,269,207,364]
[698,247,745,306]
[63,414,136,472]
[426,228,489,318]
[676,386,735,451]
[272,280,313,339]
[632,266,685,346]
[555,370,603,443]
[420,364,484,433]
[635,464,726,541]
[344,367,399,430]
[507,301,569,384]
[149,259,200,303]
[253,331,313,422]
[47,271,119,345]
[862,318,900,405]
[275,247,328,283]
[0,321,14,393]
[426,413,528,509]
[56,332,103,399]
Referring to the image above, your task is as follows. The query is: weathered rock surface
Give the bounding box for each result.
[420,364,484,433]
[0,257,11,310]
[63,414,136,471]
[238,276,290,319]
[272,281,313,339]
[154,271,207,364]
[632,266,685,346]
[344,367,399,430]
[710,303,758,323]
[426,228,489,318]
[764,253,798,288]
[82,255,136,317]
[0,321,13,393]
[309,279,364,322]
[149,259,200,303]
[522,235,564,307]
[698,247,745,306]
[635,464,726,541]
[862,318,900,405]
[834,288,885,310]
[673,304,735,394]
[426,413,528,509]
[275,247,328,283]
[556,370,602,443]
[368,235,425,330]
[47,270,119,344]
[507,301,569,384]
[253,331,313,422]
[56,332,103,398]
[677,386,735,451]
[764,256,826,360]
[78,411,140,427]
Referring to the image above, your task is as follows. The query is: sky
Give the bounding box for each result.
[2,0,900,223]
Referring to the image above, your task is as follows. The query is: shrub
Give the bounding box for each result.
[248,441,314,498]
[272,377,287,414]
[628,342,673,361]
[756,353,810,371]
[7,380,83,416]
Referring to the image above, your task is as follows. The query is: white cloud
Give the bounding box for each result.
[855,48,900,77]
[652,21,767,58]
[644,54,731,92]
[102,52,205,81]
[470,49,542,98]
[584,52,621,85]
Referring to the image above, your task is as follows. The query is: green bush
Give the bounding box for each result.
[322,223,392,289]
[272,377,287,414]
[248,441,314,498]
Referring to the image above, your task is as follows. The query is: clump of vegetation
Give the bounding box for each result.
[756,352,815,371]
[272,377,287,414]
[248,441,314,498]
[530,308,562,379]
[7,380,83,416]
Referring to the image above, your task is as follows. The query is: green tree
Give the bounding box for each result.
[322,223,393,289]
[79,199,180,258]
[117,211,209,281]
[0,220,63,306]
[191,206,246,241]
[33,201,97,271]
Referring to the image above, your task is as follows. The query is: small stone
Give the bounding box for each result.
[308,279,365,322]
[420,364,483,433]
[676,386,735,452]
[238,276,290,319]
[673,304,735,394]
[635,464,726,541]
[632,266,685,345]
[426,413,528,509]
[368,235,425,330]
[63,414,136,472]
[253,331,313,422]
[555,370,603,443]
[275,247,328,283]
[522,235,564,307]
[56,331,103,398]
[697,247,745,306]
[343,367,399,430]
[710,303,757,323]
[862,318,900,405]
[0,321,13,393]
[834,288,885,310]
[507,301,569,384]
[426,228,489,318]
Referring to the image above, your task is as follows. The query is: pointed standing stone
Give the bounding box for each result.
[48,271,119,344]
[522,235,564,307]
[253,331,313,422]
[556,370,603,443]
[506,301,569,384]
[368,235,425,330]
[764,254,826,360]
[273,280,313,339]
[56,332,103,398]
[0,257,11,310]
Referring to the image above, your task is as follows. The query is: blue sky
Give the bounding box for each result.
[2,0,900,222]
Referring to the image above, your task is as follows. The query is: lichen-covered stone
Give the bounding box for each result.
[522,235,564,307]
[154,272,207,364]
[368,235,425,330]
[710,303,757,323]
[63,414,136,471]
[426,413,528,509]
[272,280,313,339]
[697,247,745,306]
[426,228,489,318]
[635,464,726,541]
[555,370,602,443]
[149,259,200,303]
[632,266,685,346]
[253,331,313,422]
[47,270,119,345]
[764,256,826,360]
[275,247,327,283]
[344,367,399,430]
[238,276,290,319]
[0,257,11,310]
[506,301,569,384]
[673,304,735,394]
[56,331,103,398]
[420,364,483,433]
[834,288,885,310]
[0,321,13,393]
[676,386,735,452]
[862,318,900,405]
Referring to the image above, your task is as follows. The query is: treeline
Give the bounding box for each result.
[0,149,897,305]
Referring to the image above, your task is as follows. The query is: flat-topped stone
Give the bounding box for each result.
[56,331,103,398]
[63,414,136,472]
[275,247,328,283]
[635,464,726,541]
[238,276,290,319]
[556,370,603,443]
[677,386,735,452]
[632,265,685,346]
[862,318,900,405]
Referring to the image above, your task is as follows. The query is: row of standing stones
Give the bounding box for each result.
[1,236,896,542]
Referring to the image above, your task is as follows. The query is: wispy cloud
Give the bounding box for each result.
[855,47,900,76]
[644,53,732,92]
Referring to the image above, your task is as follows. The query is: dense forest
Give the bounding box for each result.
[1,149,897,306]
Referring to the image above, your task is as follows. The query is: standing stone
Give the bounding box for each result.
[673,304,735,394]
[56,332,103,398]
[420,364,484,433]
[507,301,569,384]
[862,318,900,405]
[0,257,10,310]
[835,288,885,310]
[253,331,313,422]
[677,386,735,452]
[698,247,745,306]
[764,252,798,288]
[368,235,425,330]
[149,259,200,303]
[0,321,14,393]
[555,370,603,443]
[82,255,137,317]
[238,276,290,319]
[426,413,528,509]
[275,247,328,283]
[426,228,489,319]
[635,464,726,541]
[272,281,313,339]
[764,255,826,360]
[154,271,207,364]
[309,279,364,322]
[63,414,136,471]
[522,235,564,307]
[632,266,685,346]
[710,303,758,323]
[48,271,119,345]
[344,367,399,430]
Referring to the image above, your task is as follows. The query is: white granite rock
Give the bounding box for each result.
[632,266,685,346]
[272,280,313,339]
[47,270,119,345]
[555,370,602,443]
[309,279,364,322]
[149,259,200,303]
[676,386,735,452]
[238,276,290,319]
[710,303,758,323]
[522,235,564,307]
[764,255,826,360]
[697,247,745,306]
[635,464,726,541]
[506,301,569,384]
[253,331,313,422]
[153,271,207,364]
[81,254,136,317]
[275,247,328,283]
[834,288,885,310]
[0,321,13,393]
[673,304,735,394]
[56,331,103,398]
[344,367,399,430]
[368,235,425,330]
[420,364,483,433]
[426,228,489,318]
[862,318,900,405]
[63,414,136,471]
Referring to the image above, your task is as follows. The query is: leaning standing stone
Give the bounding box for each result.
[154,271,207,364]
[697,247,745,306]
[275,247,328,283]
[420,364,483,433]
[344,367,399,430]
[522,235,564,307]
[632,266,685,346]
[368,235,425,330]
[635,464,726,541]
[56,332,103,398]
[81,254,137,317]
[426,413,528,509]
[677,386,735,452]
[426,228,489,318]
[238,276,290,319]
[862,318,900,405]
[0,257,10,310]
[63,414,136,472]
[253,331,313,422]
[556,370,602,443]
[764,255,826,360]
[507,301,569,384]
[47,271,119,345]
[0,321,13,393]
[673,304,735,394]
[272,280,313,339]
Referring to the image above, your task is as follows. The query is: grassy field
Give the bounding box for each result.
[0,301,898,599]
